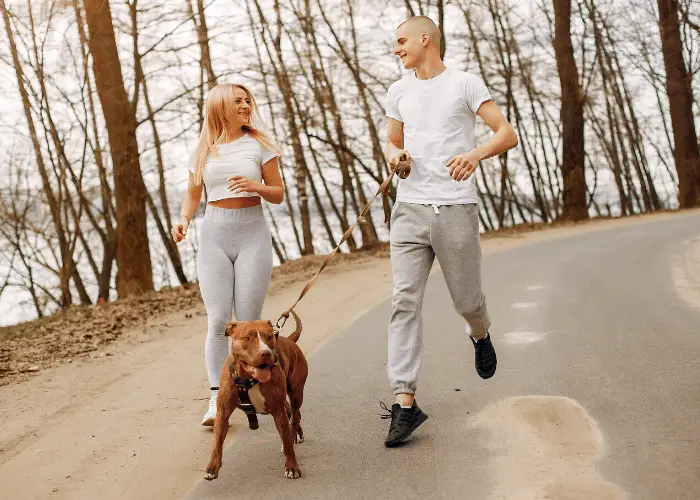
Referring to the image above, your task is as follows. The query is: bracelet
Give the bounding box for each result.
[179,214,190,223]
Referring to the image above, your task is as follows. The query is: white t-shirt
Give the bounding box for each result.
[385,67,492,205]
[188,134,279,202]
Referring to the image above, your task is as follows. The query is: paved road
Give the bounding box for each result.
[186,213,700,500]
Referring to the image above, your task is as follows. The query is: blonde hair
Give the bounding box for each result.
[193,83,281,186]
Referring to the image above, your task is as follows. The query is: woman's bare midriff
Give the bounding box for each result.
[208,196,260,209]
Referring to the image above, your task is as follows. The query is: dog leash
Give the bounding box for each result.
[275,156,410,331]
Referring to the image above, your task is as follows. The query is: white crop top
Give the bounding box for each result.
[188,134,280,202]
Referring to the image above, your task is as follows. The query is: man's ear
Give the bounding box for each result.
[225,322,239,337]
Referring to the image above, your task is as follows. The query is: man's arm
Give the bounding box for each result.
[385,117,406,166]
[473,100,518,160]
[447,100,518,181]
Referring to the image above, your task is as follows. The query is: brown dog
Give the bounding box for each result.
[204,311,308,480]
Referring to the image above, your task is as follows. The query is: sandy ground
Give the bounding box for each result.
[473,396,625,500]
[1,209,698,500]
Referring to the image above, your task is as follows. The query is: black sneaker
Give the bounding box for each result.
[472,332,497,379]
[381,400,428,447]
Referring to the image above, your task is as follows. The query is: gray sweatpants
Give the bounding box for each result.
[388,202,490,395]
[197,205,273,387]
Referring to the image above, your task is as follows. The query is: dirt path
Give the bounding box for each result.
[1,210,697,500]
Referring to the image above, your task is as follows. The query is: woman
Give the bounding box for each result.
[171,83,284,426]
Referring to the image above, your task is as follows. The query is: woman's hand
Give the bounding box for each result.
[171,216,189,243]
[228,176,262,194]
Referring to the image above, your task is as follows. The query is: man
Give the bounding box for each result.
[383,16,518,447]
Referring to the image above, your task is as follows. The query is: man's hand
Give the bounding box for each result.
[389,150,411,179]
[447,149,483,181]
[228,176,262,194]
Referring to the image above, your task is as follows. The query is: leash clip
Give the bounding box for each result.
[275,312,289,332]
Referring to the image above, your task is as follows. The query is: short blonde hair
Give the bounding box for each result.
[397,16,441,48]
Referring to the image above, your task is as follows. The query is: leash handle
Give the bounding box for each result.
[276,161,411,326]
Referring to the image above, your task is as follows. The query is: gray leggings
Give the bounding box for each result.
[197,205,273,387]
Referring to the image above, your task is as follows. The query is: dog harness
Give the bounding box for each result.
[232,370,260,430]
[228,350,282,431]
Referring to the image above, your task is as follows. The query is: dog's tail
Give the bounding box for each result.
[286,310,302,343]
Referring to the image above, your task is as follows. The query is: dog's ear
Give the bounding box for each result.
[224,322,239,337]
[267,320,273,328]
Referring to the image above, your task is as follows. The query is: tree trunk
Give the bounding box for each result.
[587,0,656,213]
[254,0,314,255]
[84,0,154,297]
[294,1,359,249]
[1,0,76,308]
[187,0,217,90]
[437,0,446,59]
[244,0,304,254]
[657,0,700,208]
[265,205,288,263]
[72,0,117,303]
[552,0,589,220]
[131,0,188,285]
[26,0,80,307]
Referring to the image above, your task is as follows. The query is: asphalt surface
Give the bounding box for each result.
[186,212,700,500]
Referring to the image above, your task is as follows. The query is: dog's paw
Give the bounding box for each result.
[204,460,220,481]
[294,434,304,444]
[285,467,301,479]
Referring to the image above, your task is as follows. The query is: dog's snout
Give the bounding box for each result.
[258,349,273,362]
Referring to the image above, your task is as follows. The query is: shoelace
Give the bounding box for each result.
[379,401,395,420]
[380,401,413,427]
